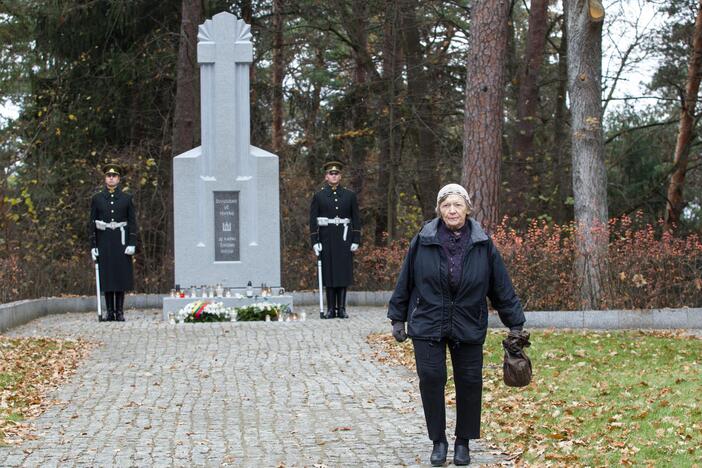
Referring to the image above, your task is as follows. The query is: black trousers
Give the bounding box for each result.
[412,339,483,442]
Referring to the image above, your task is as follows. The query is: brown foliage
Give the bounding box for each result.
[0,336,94,444]
[493,213,702,310]
[287,212,702,310]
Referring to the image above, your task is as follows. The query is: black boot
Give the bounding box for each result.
[114,291,125,322]
[430,441,448,466]
[324,287,336,319]
[103,292,115,321]
[453,440,470,466]
[337,287,348,318]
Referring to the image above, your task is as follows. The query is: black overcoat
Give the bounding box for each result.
[309,184,361,287]
[89,186,138,291]
[387,218,525,344]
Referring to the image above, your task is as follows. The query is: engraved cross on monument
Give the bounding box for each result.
[171,12,281,292]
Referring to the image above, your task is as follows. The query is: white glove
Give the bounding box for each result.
[124,245,136,255]
[95,220,107,230]
[91,248,99,261]
[313,243,323,256]
[350,243,359,252]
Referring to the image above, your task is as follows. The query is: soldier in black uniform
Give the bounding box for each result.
[310,161,361,319]
[89,163,138,321]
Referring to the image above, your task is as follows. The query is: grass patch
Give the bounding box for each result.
[368,329,702,466]
[0,336,93,445]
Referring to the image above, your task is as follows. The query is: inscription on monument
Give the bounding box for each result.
[214,191,239,261]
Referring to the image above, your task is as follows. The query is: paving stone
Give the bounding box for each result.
[0,307,512,466]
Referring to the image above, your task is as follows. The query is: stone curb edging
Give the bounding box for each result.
[0,295,162,333]
[1,292,700,333]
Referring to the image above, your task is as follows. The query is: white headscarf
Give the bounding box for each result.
[436,183,473,212]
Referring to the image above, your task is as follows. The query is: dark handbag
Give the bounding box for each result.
[502,330,532,387]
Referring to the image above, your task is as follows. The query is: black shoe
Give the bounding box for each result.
[430,441,448,466]
[324,308,336,319]
[453,442,470,466]
[337,308,349,319]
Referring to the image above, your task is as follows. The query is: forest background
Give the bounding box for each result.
[1,0,701,311]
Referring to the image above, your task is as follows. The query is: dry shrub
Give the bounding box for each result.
[493,214,702,310]
[0,254,26,304]
[285,213,702,311]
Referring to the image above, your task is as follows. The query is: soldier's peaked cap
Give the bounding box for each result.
[323,160,344,173]
[103,162,122,176]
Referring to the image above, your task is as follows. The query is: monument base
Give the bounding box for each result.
[162,295,293,321]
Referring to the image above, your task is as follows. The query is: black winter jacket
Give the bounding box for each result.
[387,218,525,344]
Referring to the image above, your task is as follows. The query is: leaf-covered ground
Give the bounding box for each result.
[368,329,702,466]
[0,336,93,445]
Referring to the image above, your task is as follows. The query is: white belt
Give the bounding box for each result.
[317,217,351,241]
[95,220,128,245]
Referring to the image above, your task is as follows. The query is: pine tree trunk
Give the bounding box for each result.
[241,1,256,110]
[271,0,285,153]
[462,0,510,228]
[552,15,572,223]
[375,0,402,244]
[305,47,324,179]
[565,0,608,309]
[512,0,549,216]
[347,1,370,196]
[172,0,201,156]
[170,0,202,284]
[665,0,702,230]
[399,0,440,220]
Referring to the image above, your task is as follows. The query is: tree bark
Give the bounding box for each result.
[271,0,285,154]
[305,46,324,179]
[375,0,402,244]
[552,14,572,223]
[346,0,370,196]
[241,0,256,110]
[399,0,440,220]
[665,0,702,230]
[565,0,608,309]
[170,0,202,284]
[172,0,201,157]
[461,0,510,228]
[512,0,549,215]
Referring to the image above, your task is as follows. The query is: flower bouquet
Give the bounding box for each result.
[175,300,235,323]
[235,302,290,322]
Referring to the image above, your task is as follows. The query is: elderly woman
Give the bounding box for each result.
[387,183,526,466]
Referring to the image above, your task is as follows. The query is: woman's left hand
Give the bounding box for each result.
[392,321,407,342]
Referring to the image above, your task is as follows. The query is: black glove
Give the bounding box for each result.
[391,321,407,342]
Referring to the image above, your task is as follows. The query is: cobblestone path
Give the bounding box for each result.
[0,307,512,467]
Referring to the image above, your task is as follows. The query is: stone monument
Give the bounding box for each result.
[163,12,291,319]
